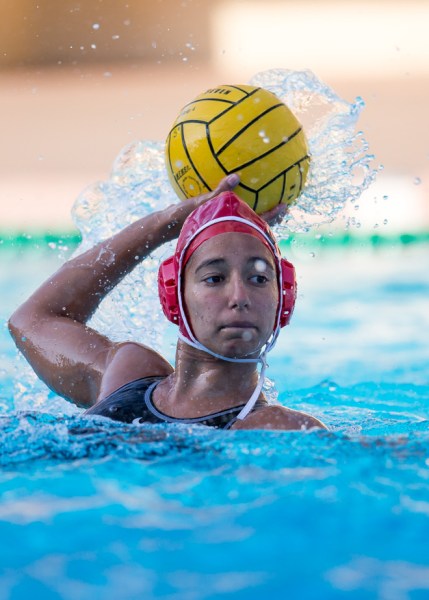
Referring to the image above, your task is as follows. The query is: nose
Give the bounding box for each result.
[227,272,250,310]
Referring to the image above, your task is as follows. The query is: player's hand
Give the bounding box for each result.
[208,175,288,227]
[188,173,240,209]
[259,203,288,227]
[164,173,287,233]
[191,174,288,227]
[164,174,240,231]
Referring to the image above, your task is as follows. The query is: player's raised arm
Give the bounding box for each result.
[8,175,239,408]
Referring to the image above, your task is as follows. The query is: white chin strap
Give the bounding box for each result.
[177,331,276,421]
[239,353,267,420]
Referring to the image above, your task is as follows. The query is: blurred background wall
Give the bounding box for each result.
[0,0,428,232]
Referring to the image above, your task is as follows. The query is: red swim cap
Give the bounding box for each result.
[158,191,296,342]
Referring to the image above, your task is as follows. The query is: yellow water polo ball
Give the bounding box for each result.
[165,84,310,214]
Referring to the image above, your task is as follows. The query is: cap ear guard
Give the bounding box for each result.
[279,258,297,327]
[158,256,180,324]
[158,254,297,328]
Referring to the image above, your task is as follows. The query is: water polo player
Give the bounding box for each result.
[8,175,326,431]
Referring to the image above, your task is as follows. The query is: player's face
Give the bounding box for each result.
[183,232,278,358]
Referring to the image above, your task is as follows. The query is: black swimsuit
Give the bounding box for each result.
[84,376,259,430]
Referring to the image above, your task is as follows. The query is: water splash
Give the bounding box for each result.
[72,141,176,349]
[249,69,378,235]
[70,69,377,355]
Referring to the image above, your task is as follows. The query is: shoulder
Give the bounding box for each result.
[96,341,173,402]
[231,404,328,431]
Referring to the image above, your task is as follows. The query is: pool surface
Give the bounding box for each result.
[1,240,429,599]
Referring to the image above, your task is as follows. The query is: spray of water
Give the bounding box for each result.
[249,69,378,235]
[72,141,175,349]
[71,68,377,347]
[14,69,378,411]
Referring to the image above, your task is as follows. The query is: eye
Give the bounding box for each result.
[203,274,224,284]
[250,274,269,285]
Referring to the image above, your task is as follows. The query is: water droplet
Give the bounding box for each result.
[112,35,120,40]
[242,330,252,342]
[175,160,183,168]
[92,23,100,30]
[151,41,157,49]
[414,177,421,185]
[309,252,315,258]
[91,44,97,49]
[254,259,267,272]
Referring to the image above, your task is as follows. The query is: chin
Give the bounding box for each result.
[199,331,268,359]
[216,343,261,360]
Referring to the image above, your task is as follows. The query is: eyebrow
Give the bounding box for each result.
[194,258,226,274]
[194,256,275,274]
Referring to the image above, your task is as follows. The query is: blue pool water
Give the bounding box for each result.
[1,240,429,599]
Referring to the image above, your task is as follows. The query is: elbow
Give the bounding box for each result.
[8,308,25,346]
[8,304,37,349]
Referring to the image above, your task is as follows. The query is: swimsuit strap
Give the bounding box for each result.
[86,376,265,430]
[139,380,249,430]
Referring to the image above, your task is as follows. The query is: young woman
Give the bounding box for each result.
[8,175,326,431]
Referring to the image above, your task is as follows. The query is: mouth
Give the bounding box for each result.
[220,322,257,330]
